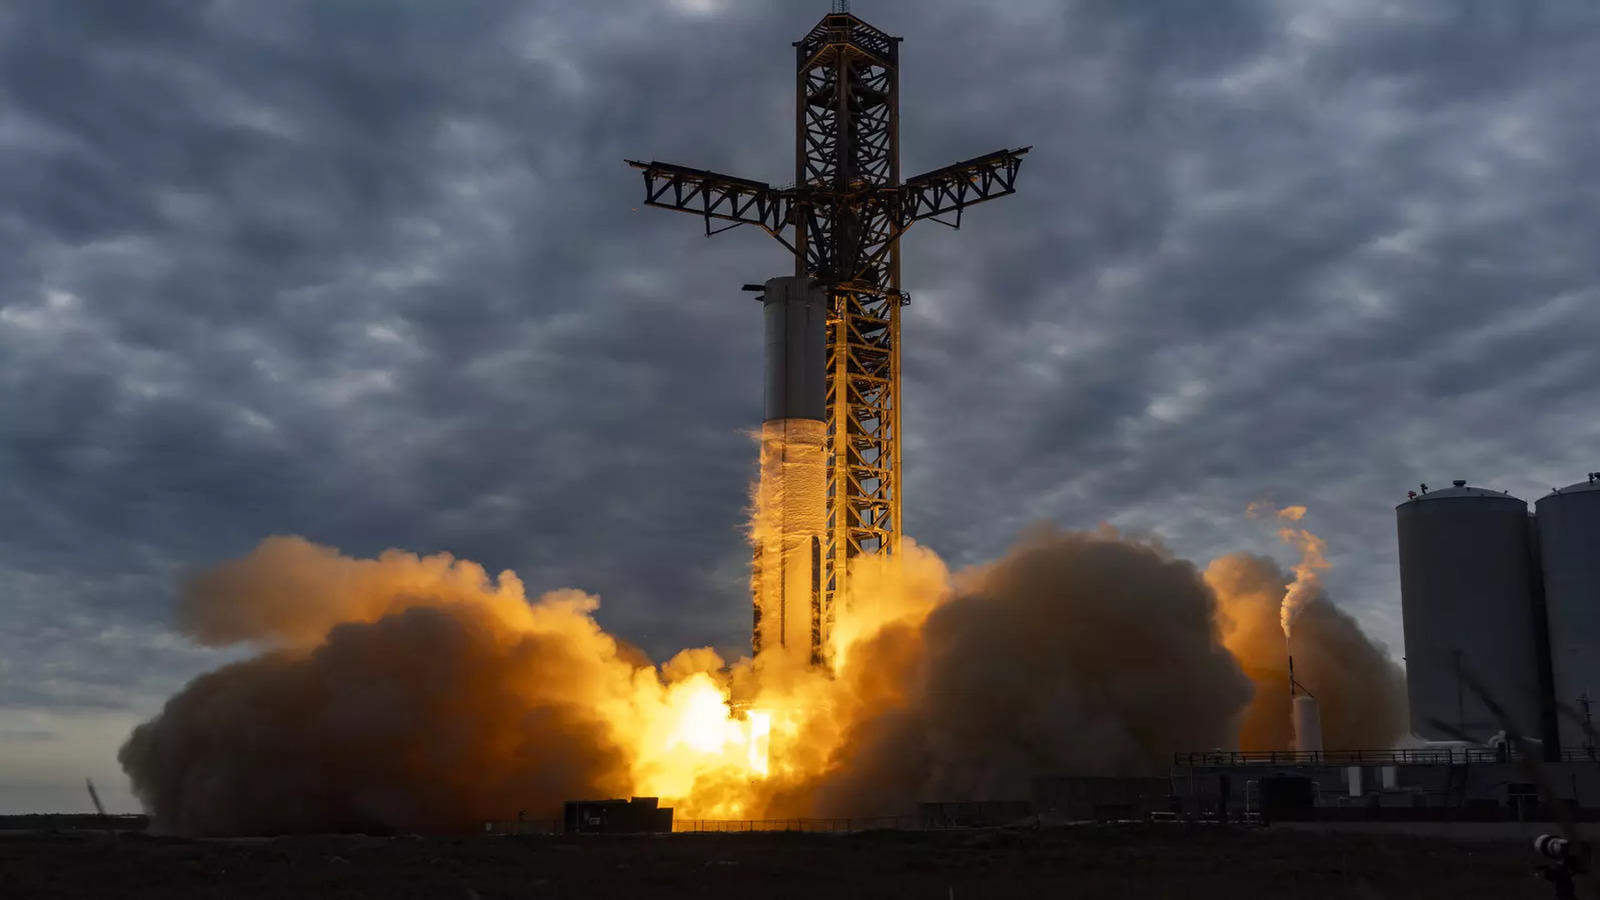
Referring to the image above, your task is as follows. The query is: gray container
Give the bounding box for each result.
[1536,477,1600,748]
[1397,482,1544,741]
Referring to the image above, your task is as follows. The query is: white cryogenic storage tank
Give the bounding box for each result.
[1292,695,1324,754]
[1536,475,1600,748]
[1397,481,1545,741]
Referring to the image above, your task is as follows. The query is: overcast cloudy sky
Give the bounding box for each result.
[3,0,1598,814]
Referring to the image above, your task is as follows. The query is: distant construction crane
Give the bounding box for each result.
[628,9,1027,663]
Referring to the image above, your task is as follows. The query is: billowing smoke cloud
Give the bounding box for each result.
[1207,552,1407,751]
[176,536,548,649]
[119,603,633,835]
[121,537,732,835]
[122,527,1408,835]
[806,529,1254,815]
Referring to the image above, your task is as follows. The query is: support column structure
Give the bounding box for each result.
[794,18,905,656]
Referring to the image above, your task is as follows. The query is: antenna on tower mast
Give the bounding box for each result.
[831,0,850,13]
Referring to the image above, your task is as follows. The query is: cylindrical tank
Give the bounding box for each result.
[1536,476,1600,749]
[1397,481,1545,742]
[752,276,828,664]
[1292,695,1324,754]
[762,276,827,423]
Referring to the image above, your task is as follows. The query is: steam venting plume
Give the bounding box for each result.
[1247,503,1329,637]
[1274,505,1330,638]
[1207,551,1407,751]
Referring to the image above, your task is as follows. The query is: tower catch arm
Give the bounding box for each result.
[627,160,794,250]
[901,146,1031,229]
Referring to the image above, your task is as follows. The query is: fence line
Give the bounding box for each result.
[672,815,916,833]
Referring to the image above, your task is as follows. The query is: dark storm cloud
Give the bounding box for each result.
[4,0,1600,810]
[0,0,798,661]
[893,2,1600,596]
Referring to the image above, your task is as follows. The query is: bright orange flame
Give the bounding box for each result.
[747,710,771,777]
[608,538,948,820]
[603,431,935,820]
[664,679,740,755]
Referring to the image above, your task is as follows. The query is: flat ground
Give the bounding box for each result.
[0,824,1569,899]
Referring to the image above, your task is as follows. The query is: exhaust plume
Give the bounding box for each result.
[805,528,1253,815]
[123,522,1407,835]
[122,537,752,835]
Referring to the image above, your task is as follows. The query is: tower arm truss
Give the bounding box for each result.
[900,146,1031,229]
[626,160,795,250]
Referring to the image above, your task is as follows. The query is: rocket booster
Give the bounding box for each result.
[751,276,828,665]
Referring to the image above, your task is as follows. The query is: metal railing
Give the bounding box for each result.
[673,816,916,834]
[1176,748,1600,767]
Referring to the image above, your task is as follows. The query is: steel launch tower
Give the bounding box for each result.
[628,7,1027,663]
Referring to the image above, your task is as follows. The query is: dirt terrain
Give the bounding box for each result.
[0,824,1563,899]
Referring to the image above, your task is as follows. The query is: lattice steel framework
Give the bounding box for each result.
[628,11,1027,661]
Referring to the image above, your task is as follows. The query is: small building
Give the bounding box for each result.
[562,797,673,834]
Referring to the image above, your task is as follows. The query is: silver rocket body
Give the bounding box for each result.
[762,276,828,422]
[752,276,829,665]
